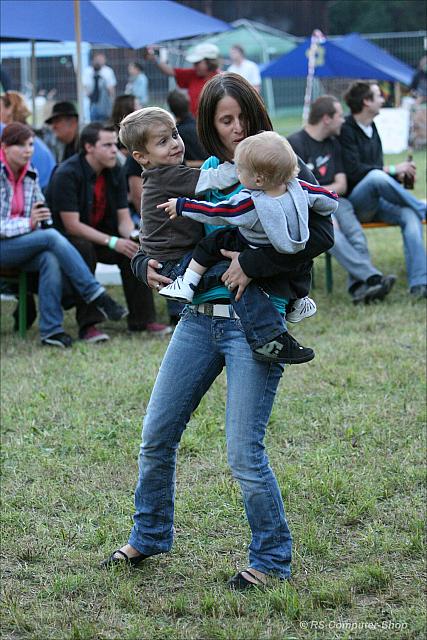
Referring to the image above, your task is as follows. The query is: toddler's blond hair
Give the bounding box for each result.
[119,106,175,154]
[234,131,299,189]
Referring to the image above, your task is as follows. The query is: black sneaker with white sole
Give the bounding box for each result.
[41,332,73,348]
[253,332,314,364]
[95,292,128,321]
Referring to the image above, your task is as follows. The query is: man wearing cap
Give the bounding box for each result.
[45,101,79,163]
[145,43,220,116]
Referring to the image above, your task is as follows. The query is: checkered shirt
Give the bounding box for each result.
[0,162,44,238]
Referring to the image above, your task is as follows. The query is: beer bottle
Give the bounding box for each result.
[129,229,140,243]
[403,151,415,190]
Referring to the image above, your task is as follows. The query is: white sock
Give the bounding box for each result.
[182,268,202,288]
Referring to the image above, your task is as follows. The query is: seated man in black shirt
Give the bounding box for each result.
[288,95,396,304]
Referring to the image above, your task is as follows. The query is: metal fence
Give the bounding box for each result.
[268,31,427,114]
[1,30,426,124]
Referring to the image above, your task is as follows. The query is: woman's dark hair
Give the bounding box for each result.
[1,122,34,146]
[197,73,273,160]
[111,94,137,126]
[80,122,115,154]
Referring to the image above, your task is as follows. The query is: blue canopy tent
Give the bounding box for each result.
[1,0,230,120]
[261,33,414,84]
[336,34,413,85]
[0,0,230,48]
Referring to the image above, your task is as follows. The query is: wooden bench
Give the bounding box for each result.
[0,268,28,337]
[320,220,426,293]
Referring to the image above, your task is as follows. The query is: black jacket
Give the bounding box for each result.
[339,115,384,194]
[131,157,334,298]
[46,152,128,236]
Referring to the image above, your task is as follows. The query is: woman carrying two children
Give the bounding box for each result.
[102,74,334,589]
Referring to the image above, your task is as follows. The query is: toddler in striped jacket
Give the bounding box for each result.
[158,131,338,365]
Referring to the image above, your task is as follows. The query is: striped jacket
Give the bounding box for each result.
[176,178,338,254]
[1,163,44,238]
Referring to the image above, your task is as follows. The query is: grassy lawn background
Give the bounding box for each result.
[1,133,426,638]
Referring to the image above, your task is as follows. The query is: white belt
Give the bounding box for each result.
[192,303,239,319]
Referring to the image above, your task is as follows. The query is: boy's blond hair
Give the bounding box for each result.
[119,106,175,154]
[234,131,299,188]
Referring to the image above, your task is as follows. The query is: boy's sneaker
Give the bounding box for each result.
[41,332,73,348]
[95,292,128,321]
[253,332,314,364]
[286,296,317,323]
[158,277,195,303]
[80,325,109,343]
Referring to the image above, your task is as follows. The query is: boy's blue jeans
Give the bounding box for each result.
[158,254,286,349]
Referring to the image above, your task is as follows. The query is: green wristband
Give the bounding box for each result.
[388,165,396,176]
[108,236,118,250]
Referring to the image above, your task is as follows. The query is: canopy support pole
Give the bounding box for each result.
[74,0,85,126]
[31,40,37,126]
[395,82,401,107]
[302,30,325,125]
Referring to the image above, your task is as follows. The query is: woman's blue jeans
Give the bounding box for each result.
[129,306,292,579]
[349,170,427,287]
[0,229,103,338]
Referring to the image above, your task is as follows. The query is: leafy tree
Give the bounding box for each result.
[328,0,427,34]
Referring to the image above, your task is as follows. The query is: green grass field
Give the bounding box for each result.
[1,133,426,639]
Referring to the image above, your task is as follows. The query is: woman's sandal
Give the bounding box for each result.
[227,568,267,591]
[100,549,148,569]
